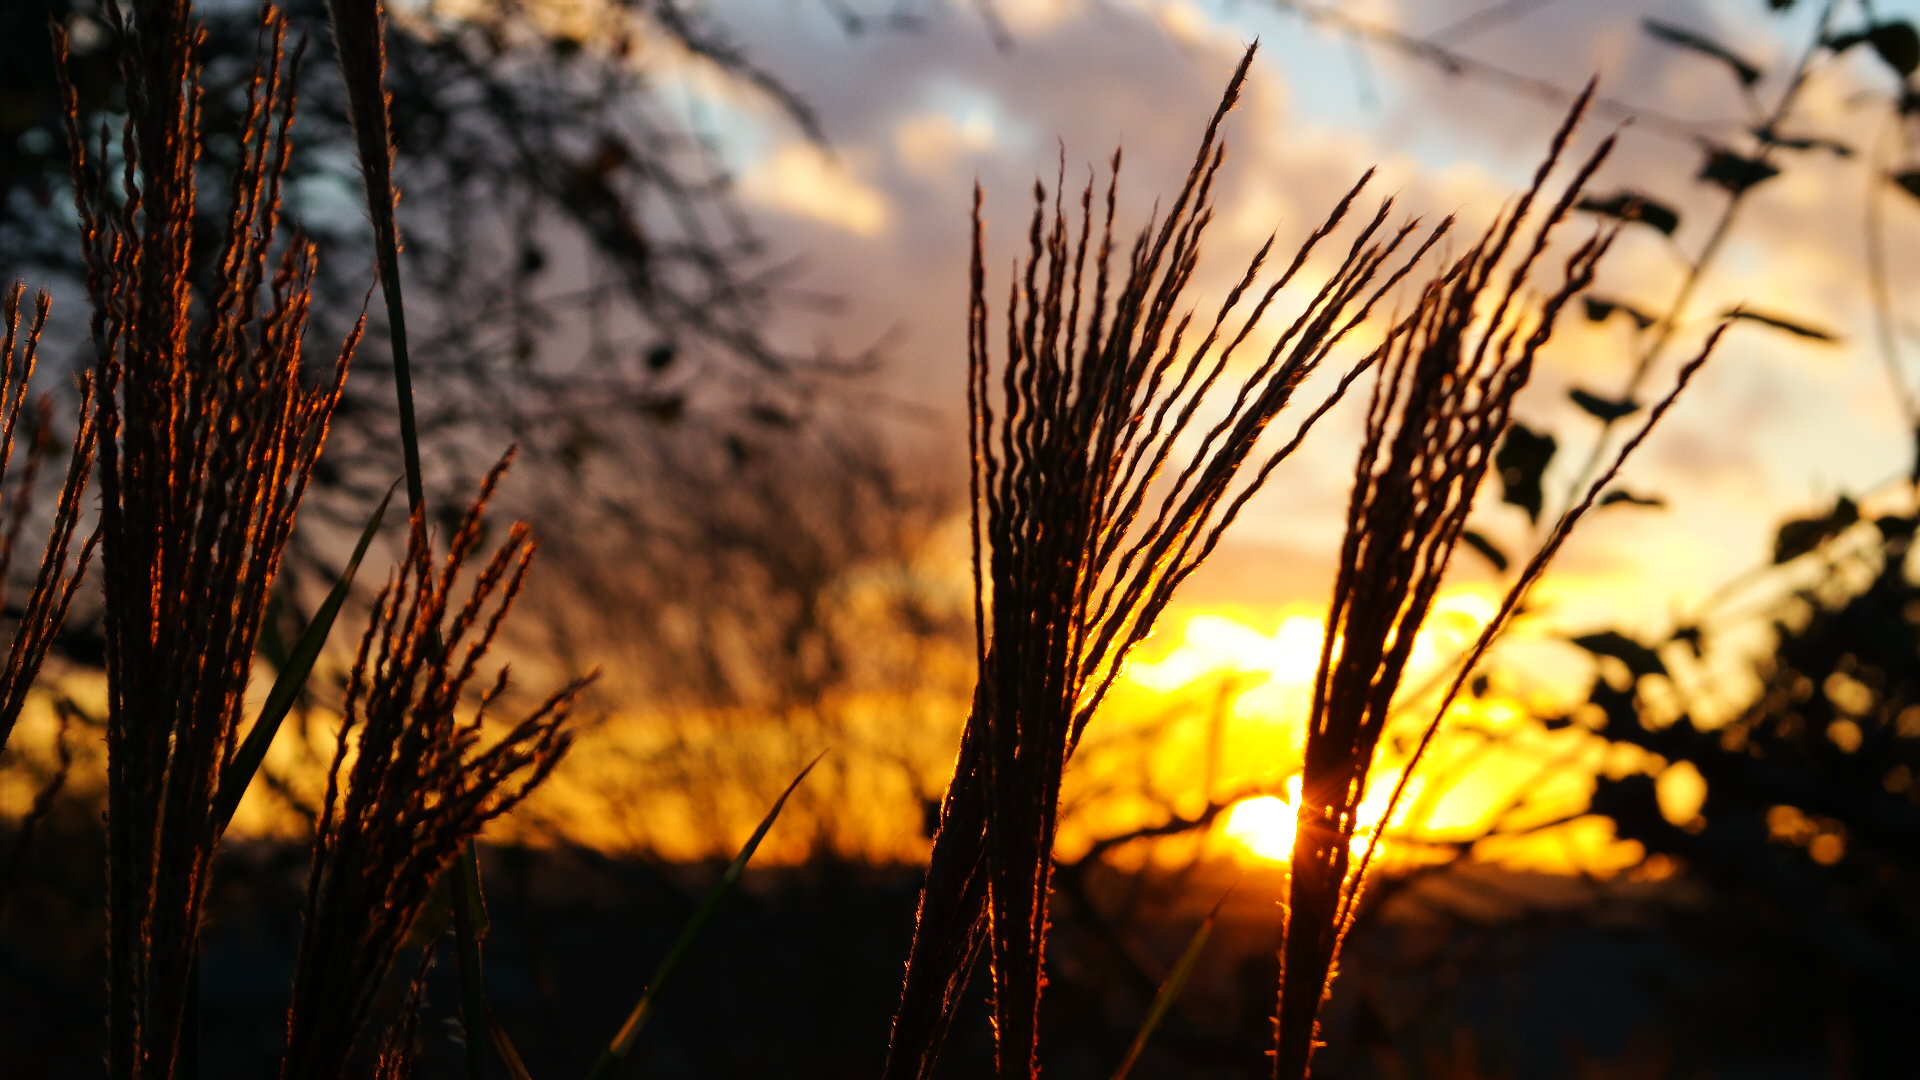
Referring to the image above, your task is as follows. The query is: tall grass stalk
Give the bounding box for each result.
[1270,88,1726,1079]
[282,453,587,1079]
[1272,86,1610,1077]
[56,4,357,1073]
[0,285,97,755]
[323,0,500,1071]
[890,44,1458,1079]
[324,0,424,514]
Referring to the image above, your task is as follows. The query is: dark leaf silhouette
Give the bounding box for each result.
[1724,308,1839,342]
[1570,388,1641,422]
[1496,422,1557,523]
[1576,190,1680,235]
[1699,144,1781,194]
[1572,630,1667,681]
[1584,296,1658,330]
[1752,125,1854,156]
[1876,513,1918,540]
[1773,496,1860,563]
[1830,21,1920,77]
[1672,624,1705,657]
[1463,530,1510,572]
[1600,490,1666,509]
[1643,19,1762,86]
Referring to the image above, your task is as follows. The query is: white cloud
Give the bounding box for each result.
[738,144,892,236]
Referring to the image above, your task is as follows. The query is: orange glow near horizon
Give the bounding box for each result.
[6,589,1645,876]
[1219,773,1423,865]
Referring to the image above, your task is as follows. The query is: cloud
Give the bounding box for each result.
[683,0,1919,640]
[738,144,892,235]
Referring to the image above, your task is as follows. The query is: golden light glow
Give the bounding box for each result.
[1219,773,1422,865]
[1125,611,1328,693]
[1222,793,1297,861]
[1124,592,1500,699]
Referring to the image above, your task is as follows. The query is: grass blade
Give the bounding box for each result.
[584,752,825,1080]
[452,846,490,1080]
[212,483,396,835]
[1110,892,1228,1080]
[487,1004,537,1080]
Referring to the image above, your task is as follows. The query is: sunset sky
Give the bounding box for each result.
[680,0,1914,619]
[595,0,1917,865]
[8,5,1913,1074]
[157,0,1917,866]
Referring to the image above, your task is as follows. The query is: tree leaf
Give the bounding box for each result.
[1751,125,1854,157]
[1723,308,1839,342]
[1833,21,1920,77]
[1463,529,1510,572]
[1569,388,1641,423]
[1496,422,1556,524]
[1584,296,1658,330]
[584,753,825,1080]
[1773,496,1860,563]
[1575,191,1680,236]
[1672,624,1705,659]
[1875,514,1918,541]
[1599,490,1666,510]
[1572,630,1667,681]
[1643,19,1762,86]
[211,484,396,835]
[1698,145,1780,194]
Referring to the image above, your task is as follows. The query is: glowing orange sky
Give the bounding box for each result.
[5,0,1885,882]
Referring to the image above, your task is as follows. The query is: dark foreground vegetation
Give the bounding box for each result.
[4,835,1899,1078]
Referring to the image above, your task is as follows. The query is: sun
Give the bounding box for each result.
[1220,774,1419,865]
[1222,794,1298,861]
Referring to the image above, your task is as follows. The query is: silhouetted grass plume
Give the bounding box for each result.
[890,43,1458,1080]
[1270,86,1729,1080]
[283,453,587,1078]
[56,4,355,1073]
[0,284,96,755]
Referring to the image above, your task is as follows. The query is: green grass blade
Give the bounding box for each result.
[1109,892,1228,1080]
[452,844,490,1080]
[212,483,396,835]
[487,1004,537,1080]
[583,752,825,1080]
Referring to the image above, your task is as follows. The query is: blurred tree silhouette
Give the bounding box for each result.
[1572,500,1920,1074]
[1,2,903,636]
[0,0,963,860]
